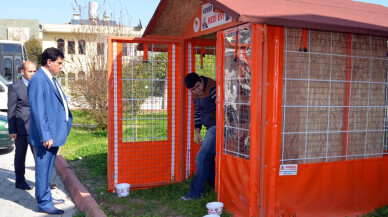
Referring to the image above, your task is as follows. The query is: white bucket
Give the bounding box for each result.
[206,201,224,215]
[115,183,130,197]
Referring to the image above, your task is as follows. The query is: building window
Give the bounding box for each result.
[57,38,64,53]
[4,58,12,82]
[68,41,75,54]
[78,40,85,55]
[15,59,22,79]
[97,43,104,55]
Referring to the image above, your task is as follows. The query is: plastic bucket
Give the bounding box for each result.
[115,183,130,197]
[206,202,224,215]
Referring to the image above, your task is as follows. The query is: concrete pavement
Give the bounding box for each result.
[0,146,76,217]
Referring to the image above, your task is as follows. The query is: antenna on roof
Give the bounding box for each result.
[137,19,142,28]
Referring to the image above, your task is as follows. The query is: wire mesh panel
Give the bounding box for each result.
[185,40,216,178]
[108,39,182,190]
[223,24,252,160]
[121,43,169,142]
[282,28,388,164]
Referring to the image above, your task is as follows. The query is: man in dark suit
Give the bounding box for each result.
[8,61,36,191]
[28,48,72,215]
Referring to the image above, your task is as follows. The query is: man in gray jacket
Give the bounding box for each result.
[8,61,36,191]
[181,72,217,200]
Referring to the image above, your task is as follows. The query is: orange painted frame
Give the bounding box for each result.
[262,25,285,217]
[107,36,184,191]
[215,23,264,217]
[185,39,217,177]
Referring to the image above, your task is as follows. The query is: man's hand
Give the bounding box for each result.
[195,128,203,144]
[9,134,17,139]
[43,139,54,149]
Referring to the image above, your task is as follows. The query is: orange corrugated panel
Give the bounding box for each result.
[118,141,173,186]
[219,155,251,216]
[276,158,388,216]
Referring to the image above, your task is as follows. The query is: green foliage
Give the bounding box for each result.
[24,37,42,66]
[71,110,97,125]
[194,54,216,79]
[362,205,388,217]
[72,212,86,217]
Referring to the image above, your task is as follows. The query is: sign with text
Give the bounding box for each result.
[279,164,298,176]
[201,3,232,31]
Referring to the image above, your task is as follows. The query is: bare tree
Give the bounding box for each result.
[67,1,139,129]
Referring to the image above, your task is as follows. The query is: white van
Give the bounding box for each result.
[0,74,8,112]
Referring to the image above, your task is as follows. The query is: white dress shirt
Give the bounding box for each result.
[21,76,28,86]
[41,67,69,122]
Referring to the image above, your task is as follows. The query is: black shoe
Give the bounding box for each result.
[38,207,64,215]
[50,183,57,189]
[52,199,65,205]
[15,183,33,191]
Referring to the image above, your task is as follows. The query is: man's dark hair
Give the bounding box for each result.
[184,72,201,89]
[41,47,64,66]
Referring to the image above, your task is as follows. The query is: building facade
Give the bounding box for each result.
[0,19,41,42]
[42,15,143,83]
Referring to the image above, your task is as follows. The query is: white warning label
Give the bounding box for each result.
[279,164,298,176]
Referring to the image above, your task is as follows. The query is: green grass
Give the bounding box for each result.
[362,205,388,217]
[64,110,388,217]
[71,109,97,126]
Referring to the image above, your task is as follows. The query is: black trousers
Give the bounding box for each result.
[14,135,35,185]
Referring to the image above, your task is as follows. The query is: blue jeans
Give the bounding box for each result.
[187,126,216,198]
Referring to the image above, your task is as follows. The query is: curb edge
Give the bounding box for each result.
[54,154,107,217]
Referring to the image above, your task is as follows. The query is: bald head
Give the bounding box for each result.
[21,61,36,81]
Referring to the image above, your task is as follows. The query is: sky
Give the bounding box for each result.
[352,0,388,7]
[0,0,160,27]
[0,0,387,28]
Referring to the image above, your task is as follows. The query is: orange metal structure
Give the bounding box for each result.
[108,1,388,216]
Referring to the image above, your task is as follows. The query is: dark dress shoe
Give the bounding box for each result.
[50,183,57,189]
[52,199,65,205]
[15,183,33,190]
[38,207,64,215]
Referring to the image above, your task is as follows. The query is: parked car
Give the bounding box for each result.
[0,74,8,112]
[0,111,13,149]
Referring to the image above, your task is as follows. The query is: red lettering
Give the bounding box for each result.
[218,13,223,21]
[208,15,217,24]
